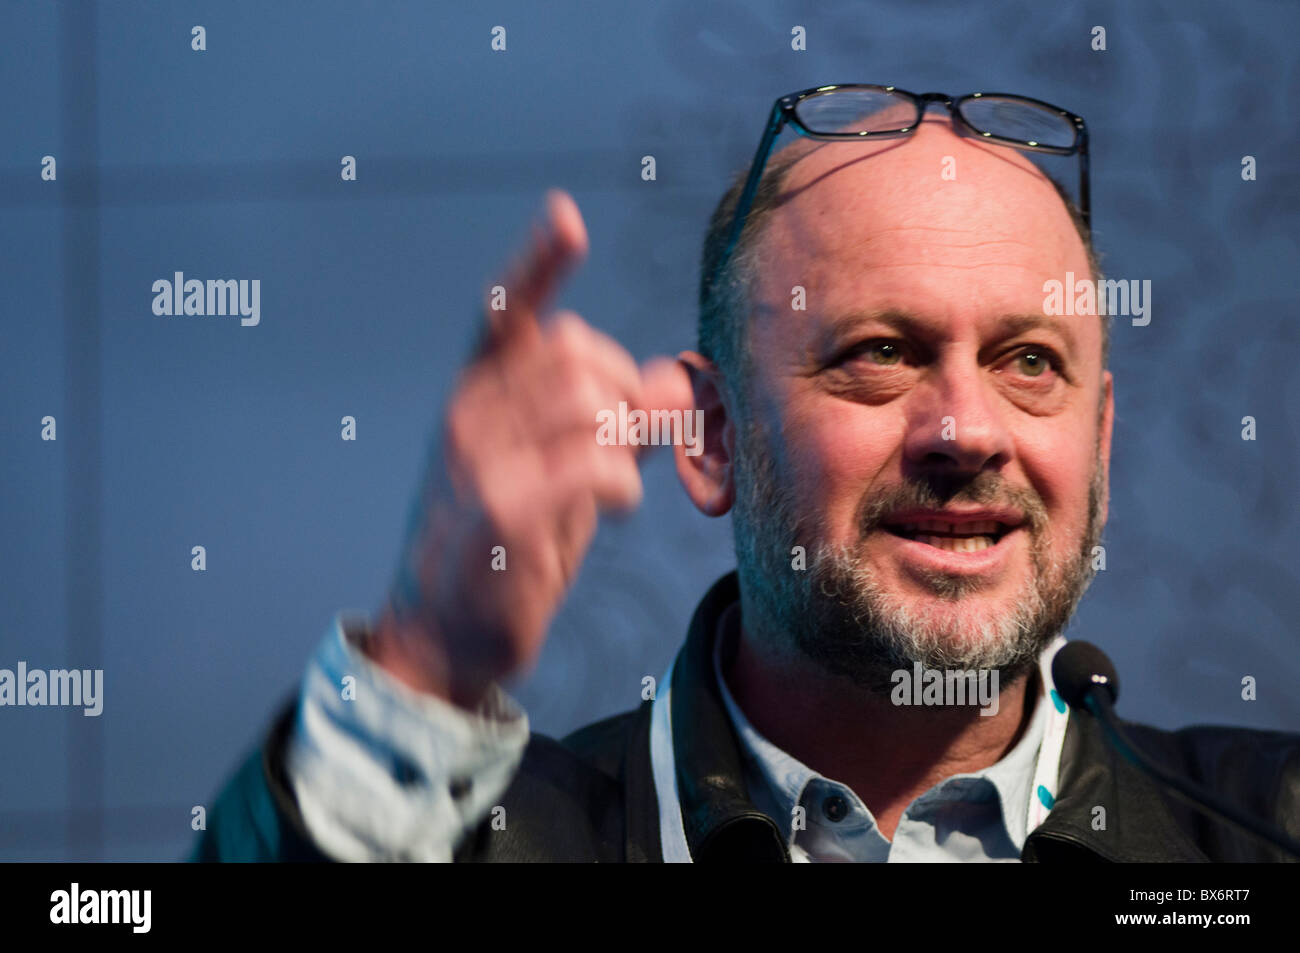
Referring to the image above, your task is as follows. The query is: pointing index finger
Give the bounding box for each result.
[485,190,589,344]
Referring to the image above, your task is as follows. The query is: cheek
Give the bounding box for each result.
[1018,424,1098,539]
[782,400,902,539]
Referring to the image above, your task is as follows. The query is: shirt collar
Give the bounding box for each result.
[711,602,1049,851]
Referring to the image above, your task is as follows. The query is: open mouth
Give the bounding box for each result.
[882,519,1015,553]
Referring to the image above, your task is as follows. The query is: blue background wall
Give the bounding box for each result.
[1,0,1297,860]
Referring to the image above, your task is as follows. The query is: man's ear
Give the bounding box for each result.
[1099,370,1114,526]
[674,351,735,517]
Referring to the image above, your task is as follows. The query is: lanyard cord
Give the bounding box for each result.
[1027,636,1071,837]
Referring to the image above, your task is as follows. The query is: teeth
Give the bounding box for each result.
[899,520,1003,535]
[914,535,994,552]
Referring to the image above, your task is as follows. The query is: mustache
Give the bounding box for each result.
[856,470,1050,538]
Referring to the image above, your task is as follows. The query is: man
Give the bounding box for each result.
[195,87,1299,862]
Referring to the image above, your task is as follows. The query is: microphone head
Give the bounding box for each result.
[1052,641,1120,709]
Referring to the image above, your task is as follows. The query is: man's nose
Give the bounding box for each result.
[901,361,1013,475]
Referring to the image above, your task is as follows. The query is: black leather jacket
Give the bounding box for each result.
[198,573,1300,862]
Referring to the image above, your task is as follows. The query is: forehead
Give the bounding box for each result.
[752,119,1092,323]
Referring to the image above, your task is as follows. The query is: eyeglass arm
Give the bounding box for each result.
[717,102,788,274]
[1077,125,1091,233]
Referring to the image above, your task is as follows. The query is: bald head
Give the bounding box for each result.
[755,118,1089,297]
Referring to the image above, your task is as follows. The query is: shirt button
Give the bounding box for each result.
[449,777,473,800]
[394,758,421,786]
[822,794,849,823]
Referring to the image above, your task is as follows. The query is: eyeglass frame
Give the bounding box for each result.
[711,84,1090,289]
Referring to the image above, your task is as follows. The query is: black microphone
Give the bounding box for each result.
[1052,640,1300,861]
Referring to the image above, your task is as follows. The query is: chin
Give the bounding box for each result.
[901,599,1012,642]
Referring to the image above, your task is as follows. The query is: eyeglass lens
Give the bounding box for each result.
[793,88,1076,149]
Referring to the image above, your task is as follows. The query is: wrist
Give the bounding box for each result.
[366,606,493,712]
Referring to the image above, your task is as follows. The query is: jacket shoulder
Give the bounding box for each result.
[1123,720,1300,861]
[560,706,644,777]
[1125,721,1300,783]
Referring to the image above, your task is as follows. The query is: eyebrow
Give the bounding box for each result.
[818,309,1080,362]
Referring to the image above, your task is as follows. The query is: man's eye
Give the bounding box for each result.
[862,341,902,365]
[1012,349,1054,377]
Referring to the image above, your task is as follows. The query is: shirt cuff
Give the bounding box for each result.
[286,613,529,862]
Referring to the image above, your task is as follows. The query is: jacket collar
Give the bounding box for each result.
[667,572,1207,863]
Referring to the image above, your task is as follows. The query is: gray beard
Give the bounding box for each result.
[730,418,1105,697]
